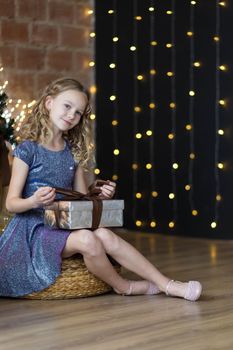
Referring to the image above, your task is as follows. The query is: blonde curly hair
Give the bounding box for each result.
[15,77,95,170]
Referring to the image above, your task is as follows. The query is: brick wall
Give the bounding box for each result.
[0,0,94,102]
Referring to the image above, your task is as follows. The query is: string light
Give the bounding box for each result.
[212,0,222,229]
[94,0,228,235]
[110,0,120,182]
[132,0,140,227]
[187,0,198,219]
[130,46,137,51]
[193,61,201,67]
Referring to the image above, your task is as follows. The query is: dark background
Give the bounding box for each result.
[95,0,233,239]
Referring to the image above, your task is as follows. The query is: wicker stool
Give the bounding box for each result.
[23,254,121,300]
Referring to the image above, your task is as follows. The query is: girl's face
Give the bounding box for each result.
[45,89,88,132]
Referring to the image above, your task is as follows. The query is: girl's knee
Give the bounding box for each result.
[75,229,103,256]
[94,228,120,252]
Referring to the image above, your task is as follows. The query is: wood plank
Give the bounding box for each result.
[1,231,233,350]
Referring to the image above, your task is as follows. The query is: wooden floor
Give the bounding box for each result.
[1,230,233,350]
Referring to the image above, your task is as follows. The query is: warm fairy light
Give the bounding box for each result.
[191,1,196,4]
[193,61,201,67]
[113,149,120,155]
[146,163,152,169]
[136,133,142,139]
[151,191,158,198]
[132,163,138,170]
[218,129,224,135]
[109,63,116,69]
[89,32,96,38]
[94,168,100,175]
[170,102,176,109]
[219,99,225,106]
[112,120,118,126]
[110,95,116,101]
[168,133,174,140]
[89,61,95,67]
[186,124,192,130]
[213,36,220,42]
[135,16,142,20]
[187,31,193,36]
[219,1,226,6]
[112,37,119,42]
[146,130,153,136]
[167,71,174,77]
[149,103,156,109]
[87,9,93,15]
[211,222,217,229]
[169,221,175,228]
[136,192,142,199]
[134,106,141,112]
[27,100,36,108]
[192,210,198,216]
[150,221,157,228]
[0,67,3,72]
[112,175,118,181]
[149,7,155,12]
[190,153,195,159]
[136,220,142,227]
[169,193,175,199]
[137,75,144,80]
[219,65,227,71]
[189,90,195,96]
[218,163,224,169]
[216,194,222,201]
[151,41,157,46]
[130,46,137,51]
[166,10,173,14]
[150,69,156,75]
[89,85,97,94]
[166,43,172,48]
[172,163,179,169]
[108,9,114,14]
[90,114,96,120]
[185,184,191,191]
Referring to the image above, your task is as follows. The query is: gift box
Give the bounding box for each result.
[44,199,124,230]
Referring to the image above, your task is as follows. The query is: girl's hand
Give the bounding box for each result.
[98,180,116,199]
[30,187,56,208]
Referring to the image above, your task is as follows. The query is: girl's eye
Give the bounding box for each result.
[75,111,82,117]
[64,104,71,109]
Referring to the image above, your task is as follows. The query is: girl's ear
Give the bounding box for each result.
[45,96,53,111]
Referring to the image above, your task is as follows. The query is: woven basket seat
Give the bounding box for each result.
[23,254,121,300]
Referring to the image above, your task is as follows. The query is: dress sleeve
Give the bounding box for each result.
[13,141,35,167]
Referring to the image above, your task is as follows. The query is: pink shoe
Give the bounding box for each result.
[166,280,202,302]
[114,281,161,296]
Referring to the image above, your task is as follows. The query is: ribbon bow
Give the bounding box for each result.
[54,180,109,230]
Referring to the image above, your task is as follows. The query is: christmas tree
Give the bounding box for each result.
[0,92,15,145]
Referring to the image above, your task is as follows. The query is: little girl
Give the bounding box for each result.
[0,78,202,300]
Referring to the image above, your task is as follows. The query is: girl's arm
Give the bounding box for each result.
[73,166,116,198]
[73,165,89,193]
[6,157,55,213]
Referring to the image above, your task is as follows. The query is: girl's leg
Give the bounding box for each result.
[62,229,131,293]
[93,228,202,299]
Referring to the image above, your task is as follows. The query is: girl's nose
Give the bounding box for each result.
[67,111,75,119]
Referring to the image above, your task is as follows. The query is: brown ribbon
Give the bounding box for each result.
[54,180,109,230]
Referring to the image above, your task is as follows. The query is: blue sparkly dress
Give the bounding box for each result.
[0,140,76,297]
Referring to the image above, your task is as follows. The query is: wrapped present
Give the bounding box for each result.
[44,182,124,230]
